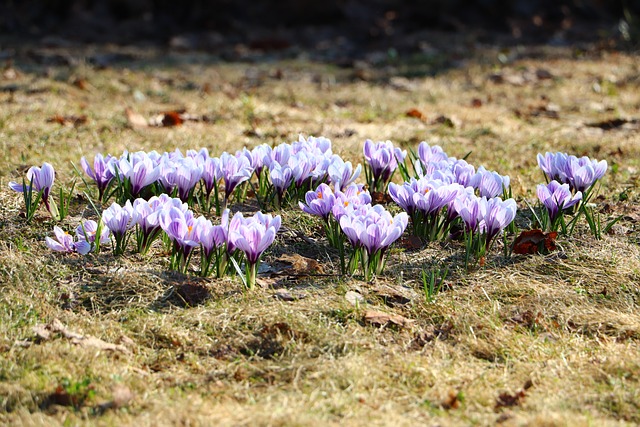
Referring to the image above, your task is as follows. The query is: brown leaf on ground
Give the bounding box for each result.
[151,110,184,127]
[46,114,87,127]
[273,289,307,301]
[405,108,425,120]
[431,115,461,128]
[276,253,324,275]
[72,77,89,90]
[512,229,558,255]
[363,310,415,328]
[441,390,462,410]
[495,380,533,411]
[345,290,366,306]
[32,319,130,353]
[125,108,149,127]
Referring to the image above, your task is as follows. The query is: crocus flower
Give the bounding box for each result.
[417,141,449,165]
[160,206,200,272]
[9,162,55,213]
[537,152,607,193]
[102,200,136,254]
[269,163,294,202]
[45,226,91,255]
[299,183,336,221]
[80,154,115,201]
[470,167,510,198]
[232,218,279,264]
[75,219,111,253]
[339,204,408,279]
[454,192,486,233]
[411,179,462,217]
[219,152,253,205]
[483,197,517,244]
[250,144,272,176]
[328,156,361,191]
[537,180,582,223]
[132,195,173,254]
[332,183,372,221]
[112,151,161,198]
[289,152,316,188]
[229,211,281,289]
[173,157,203,202]
[363,139,406,192]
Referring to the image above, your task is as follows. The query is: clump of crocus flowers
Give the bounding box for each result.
[9,162,74,221]
[13,135,612,291]
[536,151,607,236]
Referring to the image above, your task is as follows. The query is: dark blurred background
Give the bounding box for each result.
[1,0,639,50]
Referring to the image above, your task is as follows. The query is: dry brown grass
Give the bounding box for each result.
[1,37,640,426]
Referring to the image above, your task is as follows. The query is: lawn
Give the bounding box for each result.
[1,37,639,426]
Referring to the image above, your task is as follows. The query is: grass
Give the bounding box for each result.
[1,35,640,426]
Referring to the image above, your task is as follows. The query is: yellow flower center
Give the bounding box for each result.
[317,192,323,199]
[344,201,349,207]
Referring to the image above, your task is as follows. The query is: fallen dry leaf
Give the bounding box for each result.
[405,108,425,120]
[32,319,130,353]
[46,114,87,127]
[512,229,558,255]
[125,108,149,128]
[345,290,365,306]
[276,253,323,275]
[149,110,184,127]
[363,310,414,328]
[441,390,462,410]
[495,379,533,411]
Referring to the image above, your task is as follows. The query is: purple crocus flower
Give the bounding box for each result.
[160,206,199,249]
[339,204,408,278]
[250,144,272,176]
[102,200,136,254]
[45,226,91,255]
[102,201,135,236]
[411,179,462,217]
[289,152,316,187]
[112,151,161,197]
[565,156,608,193]
[332,183,372,221]
[80,154,115,201]
[233,220,277,265]
[388,182,417,215]
[9,162,55,212]
[132,195,173,253]
[363,139,406,191]
[483,197,517,244]
[450,159,476,187]
[417,141,449,165]
[454,193,486,233]
[537,152,607,193]
[174,157,203,202]
[470,167,510,198]
[219,152,253,204]
[537,181,582,222]
[75,219,111,253]
[229,211,281,289]
[299,183,336,221]
[269,163,294,200]
[328,156,361,191]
